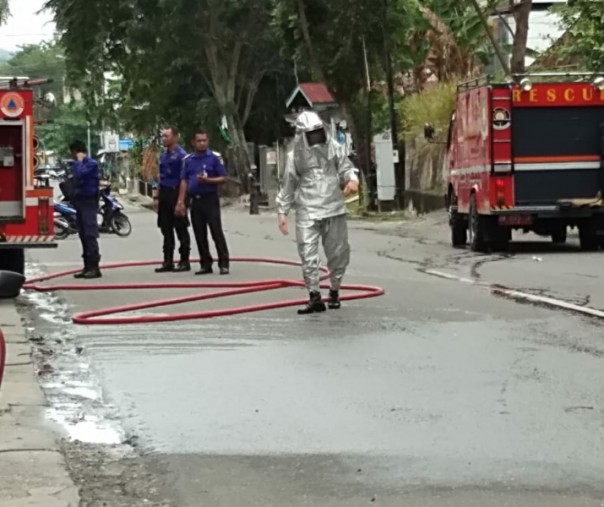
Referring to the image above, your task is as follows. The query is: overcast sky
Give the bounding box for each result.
[0,0,55,52]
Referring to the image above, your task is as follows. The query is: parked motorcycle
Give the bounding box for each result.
[53,200,78,240]
[99,184,132,237]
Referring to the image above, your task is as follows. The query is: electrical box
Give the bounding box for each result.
[373,131,396,202]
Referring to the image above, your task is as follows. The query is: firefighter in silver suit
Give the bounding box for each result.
[276,110,360,314]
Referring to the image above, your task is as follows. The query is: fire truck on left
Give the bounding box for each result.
[0,78,57,298]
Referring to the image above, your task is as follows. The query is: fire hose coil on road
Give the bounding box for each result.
[22,257,385,325]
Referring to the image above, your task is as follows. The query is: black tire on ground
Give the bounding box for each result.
[551,227,567,245]
[0,249,25,299]
[468,194,487,253]
[579,222,599,251]
[0,248,25,275]
[449,193,467,248]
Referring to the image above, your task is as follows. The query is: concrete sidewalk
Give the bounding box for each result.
[0,300,79,507]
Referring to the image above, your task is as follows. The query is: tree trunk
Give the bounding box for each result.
[510,0,532,74]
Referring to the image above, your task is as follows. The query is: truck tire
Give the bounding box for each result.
[449,193,467,248]
[551,228,567,245]
[468,194,487,253]
[579,222,599,251]
[0,249,25,299]
[0,248,25,275]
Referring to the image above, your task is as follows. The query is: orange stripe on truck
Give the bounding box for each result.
[514,155,601,163]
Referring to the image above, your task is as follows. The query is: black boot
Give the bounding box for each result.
[82,263,102,279]
[173,259,191,272]
[328,289,341,310]
[73,262,88,279]
[155,257,174,273]
[297,291,327,315]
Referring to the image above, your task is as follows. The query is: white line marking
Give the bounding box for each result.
[422,269,604,319]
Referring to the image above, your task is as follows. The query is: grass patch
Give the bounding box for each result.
[400,81,457,136]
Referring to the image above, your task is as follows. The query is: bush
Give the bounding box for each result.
[399,81,457,136]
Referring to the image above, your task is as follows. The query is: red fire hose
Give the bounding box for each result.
[22,257,385,325]
[0,329,5,391]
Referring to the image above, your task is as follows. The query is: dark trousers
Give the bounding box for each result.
[73,197,101,267]
[190,193,229,269]
[157,186,191,262]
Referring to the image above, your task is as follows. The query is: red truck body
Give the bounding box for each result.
[0,84,56,295]
[442,73,604,251]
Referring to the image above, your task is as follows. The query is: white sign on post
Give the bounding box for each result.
[373,131,396,202]
[104,132,120,153]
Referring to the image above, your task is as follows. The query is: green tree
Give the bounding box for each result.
[553,0,604,71]
[0,40,67,114]
[43,0,289,178]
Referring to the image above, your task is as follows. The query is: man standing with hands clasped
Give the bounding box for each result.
[276,111,360,315]
[153,126,191,273]
[176,130,230,275]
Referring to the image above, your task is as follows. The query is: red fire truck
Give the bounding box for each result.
[430,72,604,252]
[0,78,56,297]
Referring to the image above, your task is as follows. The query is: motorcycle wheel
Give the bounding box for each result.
[110,213,132,237]
[54,218,70,240]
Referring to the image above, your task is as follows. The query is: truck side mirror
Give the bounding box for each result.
[424,123,435,141]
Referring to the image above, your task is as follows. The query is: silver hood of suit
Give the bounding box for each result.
[276,111,359,221]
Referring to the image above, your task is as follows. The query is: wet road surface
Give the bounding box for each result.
[24,204,604,506]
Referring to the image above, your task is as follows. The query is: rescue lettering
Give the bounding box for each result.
[513,85,604,107]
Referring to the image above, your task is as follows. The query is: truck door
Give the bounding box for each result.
[512,85,604,206]
[0,122,25,222]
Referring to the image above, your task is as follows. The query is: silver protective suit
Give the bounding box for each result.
[276,111,359,292]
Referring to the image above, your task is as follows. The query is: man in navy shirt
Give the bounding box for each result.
[69,140,102,279]
[176,130,230,275]
[153,126,191,273]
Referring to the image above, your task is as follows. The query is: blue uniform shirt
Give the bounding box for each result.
[159,145,187,188]
[72,156,100,199]
[181,150,227,195]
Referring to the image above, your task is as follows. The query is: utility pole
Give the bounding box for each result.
[362,35,373,211]
[381,0,404,208]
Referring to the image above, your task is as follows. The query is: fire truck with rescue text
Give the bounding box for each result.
[427,72,604,252]
[0,77,56,298]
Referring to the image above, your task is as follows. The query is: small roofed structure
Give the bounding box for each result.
[286,82,338,113]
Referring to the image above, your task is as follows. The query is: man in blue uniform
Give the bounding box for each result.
[176,130,230,275]
[69,140,102,279]
[153,126,191,273]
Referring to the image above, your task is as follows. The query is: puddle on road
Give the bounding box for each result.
[20,264,128,447]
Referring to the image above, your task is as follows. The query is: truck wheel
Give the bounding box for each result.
[468,194,487,252]
[579,222,599,251]
[551,228,567,245]
[449,193,467,248]
[0,248,25,275]
[0,249,25,299]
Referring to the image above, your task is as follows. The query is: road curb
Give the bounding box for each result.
[0,300,80,507]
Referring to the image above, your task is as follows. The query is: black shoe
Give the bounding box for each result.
[328,290,341,309]
[173,261,191,272]
[297,291,327,315]
[82,268,102,279]
[73,266,88,279]
[219,267,229,275]
[155,263,174,273]
[195,267,213,275]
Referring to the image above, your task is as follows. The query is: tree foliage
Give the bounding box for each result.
[553,0,604,71]
[43,0,291,178]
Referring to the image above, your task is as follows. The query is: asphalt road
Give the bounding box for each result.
[23,201,604,506]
